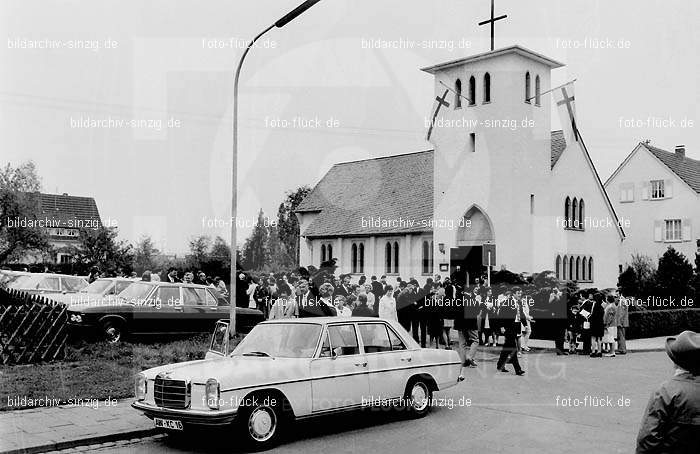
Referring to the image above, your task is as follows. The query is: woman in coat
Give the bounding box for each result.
[378,285,398,322]
[589,294,605,357]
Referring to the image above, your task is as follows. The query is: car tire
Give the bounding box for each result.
[101,320,125,344]
[403,377,433,418]
[237,394,285,451]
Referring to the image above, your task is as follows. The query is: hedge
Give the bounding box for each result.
[531,308,700,340]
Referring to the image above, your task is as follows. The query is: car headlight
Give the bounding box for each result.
[135,373,147,401]
[69,314,82,323]
[205,378,220,409]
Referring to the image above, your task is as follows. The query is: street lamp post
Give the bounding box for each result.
[230,0,322,338]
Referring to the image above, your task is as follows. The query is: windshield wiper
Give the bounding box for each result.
[242,351,271,357]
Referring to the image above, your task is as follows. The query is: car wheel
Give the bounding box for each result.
[403,378,433,418]
[101,320,125,344]
[237,396,285,451]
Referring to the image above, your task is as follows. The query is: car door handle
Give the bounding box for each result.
[355,361,367,367]
[173,306,184,312]
[400,356,412,362]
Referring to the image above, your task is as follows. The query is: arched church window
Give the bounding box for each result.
[455,79,462,109]
[328,244,333,260]
[535,75,541,105]
[351,243,358,273]
[562,255,568,280]
[385,242,392,274]
[555,255,561,279]
[525,72,531,103]
[575,256,581,281]
[483,73,491,103]
[321,244,326,263]
[579,200,585,230]
[358,243,364,273]
[569,256,575,280]
[564,197,571,229]
[572,198,578,228]
[588,257,593,282]
[422,241,430,274]
[393,241,400,274]
[582,257,588,281]
[468,76,476,106]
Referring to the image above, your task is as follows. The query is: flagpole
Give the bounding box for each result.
[526,78,577,102]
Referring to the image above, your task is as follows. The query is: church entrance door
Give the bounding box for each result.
[449,246,483,288]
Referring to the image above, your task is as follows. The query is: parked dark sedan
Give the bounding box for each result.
[67,281,264,343]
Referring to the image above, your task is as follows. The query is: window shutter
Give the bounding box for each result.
[682,218,692,241]
[641,182,650,200]
[653,220,663,242]
[664,179,673,198]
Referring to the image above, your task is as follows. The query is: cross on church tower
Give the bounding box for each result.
[478,0,508,51]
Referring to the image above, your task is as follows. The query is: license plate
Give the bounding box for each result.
[154,418,183,431]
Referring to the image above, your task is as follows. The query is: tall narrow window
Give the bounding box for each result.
[455,79,462,109]
[469,133,476,153]
[525,72,531,103]
[393,241,400,274]
[385,242,392,274]
[422,241,430,274]
[564,197,571,228]
[555,255,561,279]
[429,241,434,273]
[582,257,588,281]
[468,76,476,106]
[358,243,364,273]
[328,244,333,260]
[569,256,575,280]
[572,198,578,228]
[530,194,535,214]
[321,244,326,262]
[351,243,358,273]
[483,72,491,103]
[535,75,541,105]
[588,257,593,282]
[579,200,585,230]
[563,255,568,280]
[575,257,581,280]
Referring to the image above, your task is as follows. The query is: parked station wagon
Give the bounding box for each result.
[67,281,263,342]
[7,273,88,295]
[132,317,462,450]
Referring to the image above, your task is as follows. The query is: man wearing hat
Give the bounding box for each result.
[636,330,699,453]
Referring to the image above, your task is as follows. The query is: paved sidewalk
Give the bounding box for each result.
[0,398,155,454]
[526,335,668,352]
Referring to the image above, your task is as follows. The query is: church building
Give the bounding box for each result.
[295,44,624,289]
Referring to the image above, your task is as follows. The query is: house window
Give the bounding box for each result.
[468,76,476,106]
[651,180,665,199]
[483,73,491,103]
[665,219,682,241]
[525,72,531,103]
[620,183,635,202]
[535,75,541,105]
[455,79,462,109]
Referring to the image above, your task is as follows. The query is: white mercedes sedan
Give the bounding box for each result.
[132,317,462,450]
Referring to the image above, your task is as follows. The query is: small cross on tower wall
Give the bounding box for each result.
[478,0,508,51]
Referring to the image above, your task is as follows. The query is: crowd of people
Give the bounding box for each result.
[85,266,230,296]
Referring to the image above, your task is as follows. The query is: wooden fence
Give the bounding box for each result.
[0,287,68,365]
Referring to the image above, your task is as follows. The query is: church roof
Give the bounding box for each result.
[644,144,700,193]
[421,45,565,74]
[298,132,567,238]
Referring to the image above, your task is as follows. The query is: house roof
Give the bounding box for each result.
[35,193,101,228]
[421,45,565,74]
[297,132,566,238]
[644,144,700,193]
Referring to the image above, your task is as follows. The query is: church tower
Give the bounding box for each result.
[422,46,564,283]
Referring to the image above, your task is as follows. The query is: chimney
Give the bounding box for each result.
[675,145,685,157]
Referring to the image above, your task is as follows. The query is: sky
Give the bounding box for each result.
[1,0,698,254]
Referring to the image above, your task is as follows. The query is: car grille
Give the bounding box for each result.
[154,376,190,409]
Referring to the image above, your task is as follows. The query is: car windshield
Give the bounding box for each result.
[117,282,155,303]
[80,279,112,294]
[231,323,322,359]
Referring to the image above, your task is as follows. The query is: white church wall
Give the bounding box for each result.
[606,146,700,263]
[549,143,623,289]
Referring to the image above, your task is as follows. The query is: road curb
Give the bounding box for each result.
[1,428,160,454]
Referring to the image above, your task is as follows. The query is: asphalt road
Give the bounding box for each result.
[94,350,670,454]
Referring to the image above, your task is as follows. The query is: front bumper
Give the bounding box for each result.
[132,401,238,426]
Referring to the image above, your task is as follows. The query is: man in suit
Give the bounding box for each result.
[333,276,347,298]
[616,292,630,354]
[496,289,525,375]
[163,267,181,283]
[549,287,568,355]
[409,279,427,347]
[396,281,413,332]
[297,279,336,317]
[370,276,384,314]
